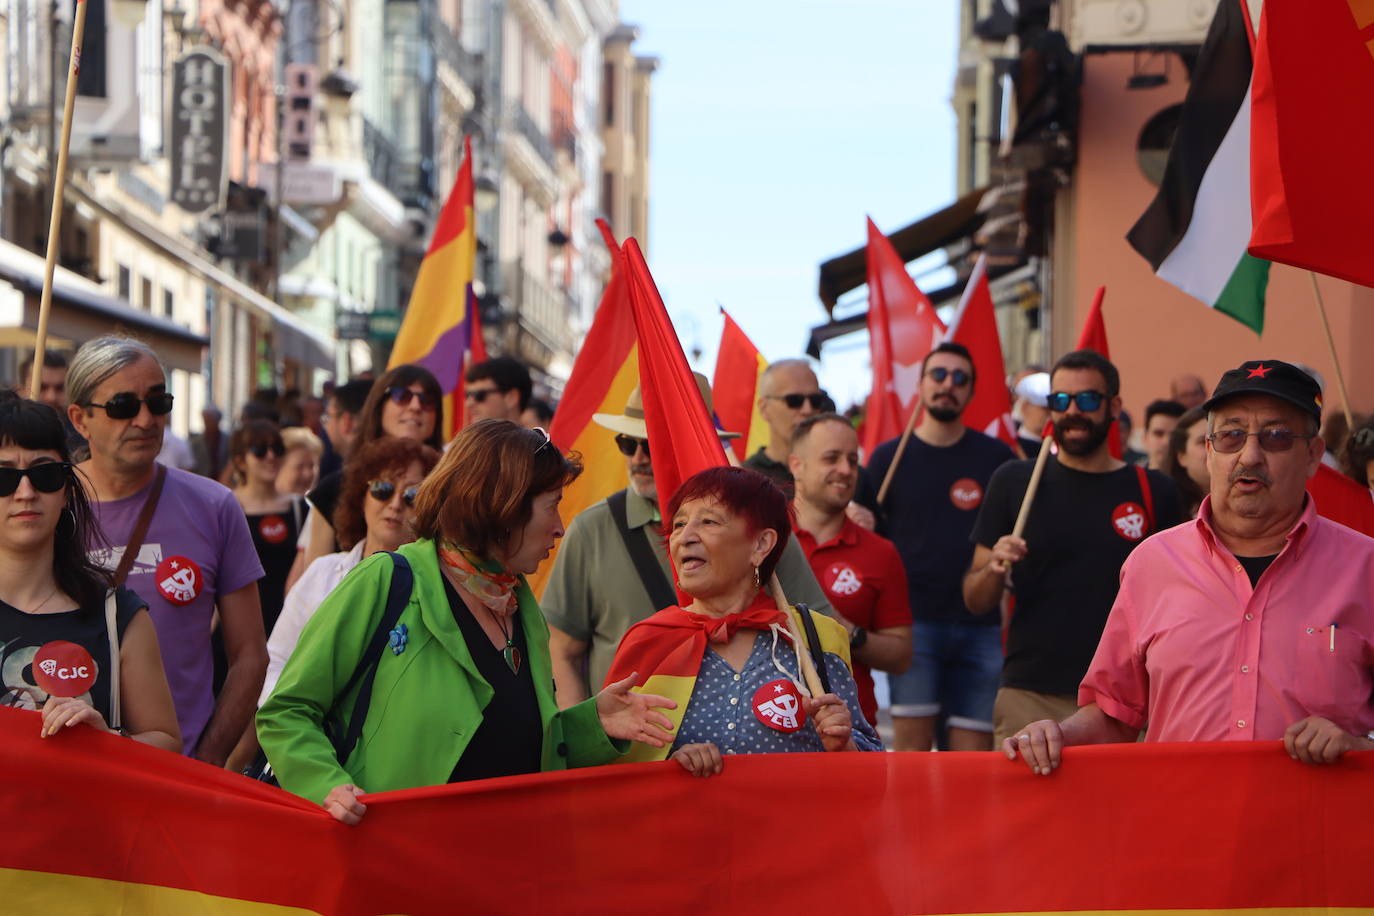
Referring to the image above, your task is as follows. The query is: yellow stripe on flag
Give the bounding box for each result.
[620,672,696,763]
[388,220,475,367]
[0,866,319,914]
[743,352,770,459]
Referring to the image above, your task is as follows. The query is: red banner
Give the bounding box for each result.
[2,707,1372,914]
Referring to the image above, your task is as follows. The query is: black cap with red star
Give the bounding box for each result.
[1201,359,1323,423]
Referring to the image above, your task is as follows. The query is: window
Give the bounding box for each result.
[163,289,175,318]
[601,171,614,220]
[603,62,615,127]
[141,277,153,311]
[1137,104,1183,187]
[117,265,131,302]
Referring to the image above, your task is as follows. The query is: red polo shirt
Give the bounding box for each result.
[793,518,911,725]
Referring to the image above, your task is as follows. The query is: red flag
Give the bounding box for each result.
[946,254,1016,449]
[623,238,728,514]
[1073,286,1122,459]
[713,309,768,462]
[1248,0,1374,288]
[1307,463,1374,538]
[862,218,945,455]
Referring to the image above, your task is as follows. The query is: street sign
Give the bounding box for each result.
[337,311,370,341]
[170,47,230,214]
[265,163,342,206]
[367,310,403,341]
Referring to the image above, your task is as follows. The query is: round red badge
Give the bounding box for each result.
[949,477,984,510]
[155,555,204,606]
[1111,502,1149,541]
[824,564,863,597]
[32,641,97,697]
[259,515,288,544]
[752,679,806,733]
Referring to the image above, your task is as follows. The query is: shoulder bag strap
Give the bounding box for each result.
[793,603,833,696]
[112,464,167,587]
[607,490,677,612]
[1133,465,1156,534]
[104,590,121,732]
[329,552,414,765]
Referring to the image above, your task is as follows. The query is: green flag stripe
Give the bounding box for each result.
[1214,254,1269,334]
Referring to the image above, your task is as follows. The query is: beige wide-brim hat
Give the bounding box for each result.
[592,371,741,440]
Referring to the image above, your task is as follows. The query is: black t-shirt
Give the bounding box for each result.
[971,458,1182,695]
[442,577,543,783]
[307,470,343,530]
[0,586,144,725]
[245,500,303,635]
[864,429,1015,625]
[1236,554,1278,588]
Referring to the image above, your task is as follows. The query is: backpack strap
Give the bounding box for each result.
[327,552,414,765]
[792,603,833,696]
[607,489,677,612]
[1133,465,1156,534]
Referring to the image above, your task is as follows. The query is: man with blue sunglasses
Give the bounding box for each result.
[964,349,1181,745]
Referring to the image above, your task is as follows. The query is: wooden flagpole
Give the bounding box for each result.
[767,573,826,699]
[1010,431,1054,542]
[30,0,90,400]
[1308,271,1355,431]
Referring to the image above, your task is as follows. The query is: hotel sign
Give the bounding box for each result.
[170,47,230,214]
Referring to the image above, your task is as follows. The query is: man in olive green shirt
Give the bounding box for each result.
[543,383,835,705]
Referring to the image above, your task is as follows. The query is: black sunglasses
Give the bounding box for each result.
[926,367,971,387]
[768,393,829,411]
[464,387,505,404]
[249,441,286,459]
[1048,391,1106,413]
[83,391,174,420]
[367,479,420,506]
[1207,429,1313,454]
[0,462,71,497]
[387,386,438,410]
[614,434,649,458]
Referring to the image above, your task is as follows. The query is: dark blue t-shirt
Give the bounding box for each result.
[864,429,1015,626]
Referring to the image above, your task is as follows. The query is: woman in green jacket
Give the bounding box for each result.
[258,420,676,823]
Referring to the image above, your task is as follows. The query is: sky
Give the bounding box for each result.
[616,0,959,410]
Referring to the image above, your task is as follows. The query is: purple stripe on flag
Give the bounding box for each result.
[416,314,470,393]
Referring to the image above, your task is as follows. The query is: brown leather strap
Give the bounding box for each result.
[112,464,167,587]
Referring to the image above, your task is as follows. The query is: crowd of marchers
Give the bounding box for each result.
[4,336,1374,824]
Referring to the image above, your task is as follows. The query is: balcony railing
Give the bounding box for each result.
[361,115,434,210]
[503,260,571,356]
[508,102,555,170]
[433,18,482,89]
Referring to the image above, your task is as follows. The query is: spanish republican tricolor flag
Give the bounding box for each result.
[388,136,479,441]
[527,220,638,598]
[712,308,769,463]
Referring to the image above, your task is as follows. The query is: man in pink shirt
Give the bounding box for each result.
[1005,359,1374,774]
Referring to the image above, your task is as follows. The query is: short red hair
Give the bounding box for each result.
[663,466,792,583]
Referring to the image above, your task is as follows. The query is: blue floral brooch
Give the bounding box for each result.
[387,623,409,656]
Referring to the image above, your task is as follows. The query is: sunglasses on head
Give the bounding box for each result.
[83,391,174,420]
[1207,429,1313,454]
[769,393,829,411]
[386,386,438,410]
[249,441,286,459]
[614,433,650,458]
[367,479,420,506]
[925,367,971,387]
[1048,391,1106,413]
[464,387,505,404]
[0,462,71,497]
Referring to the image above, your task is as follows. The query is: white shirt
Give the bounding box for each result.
[259,541,367,706]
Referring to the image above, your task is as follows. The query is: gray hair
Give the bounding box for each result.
[67,336,164,409]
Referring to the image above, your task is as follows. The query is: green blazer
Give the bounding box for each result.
[257,538,624,804]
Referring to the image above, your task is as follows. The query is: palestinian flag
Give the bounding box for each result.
[1127,0,1268,334]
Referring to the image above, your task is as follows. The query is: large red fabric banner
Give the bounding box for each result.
[2,707,1372,914]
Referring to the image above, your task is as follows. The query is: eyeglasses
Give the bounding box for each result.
[367,479,420,506]
[925,367,972,387]
[386,386,438,410]
[1207,429,1314,453]
[1048,391,1106,413]
[766,393,829,411]
[614,434,650,458]
[82,391,174,420]
[0,462,70,497]
[249,441,286,459]
[464,387,504,404]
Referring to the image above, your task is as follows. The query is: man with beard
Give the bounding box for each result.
[1004,360,1374,773]
[864,343,1015,750]
[542,375,836,704]
[790,414,911,728]
[963,349,1181,744]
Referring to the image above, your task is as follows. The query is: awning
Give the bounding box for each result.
[0,238,208,374]
[816,187,989,313]
[67,181,337,372]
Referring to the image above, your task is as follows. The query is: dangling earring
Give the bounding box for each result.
[753,566,761,590]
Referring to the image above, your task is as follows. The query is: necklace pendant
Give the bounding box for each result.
[503,642,521,675]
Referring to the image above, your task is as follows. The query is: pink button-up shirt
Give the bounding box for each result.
[1079,495,1374,742]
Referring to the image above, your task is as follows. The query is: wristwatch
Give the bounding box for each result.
[849,627,868,650]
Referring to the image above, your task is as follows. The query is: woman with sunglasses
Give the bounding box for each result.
[259,420,675,823]
[294,366,443,583]
[228,420,301,638]
[0,393,180,751]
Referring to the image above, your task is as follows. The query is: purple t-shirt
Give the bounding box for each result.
[88,467,263,753]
